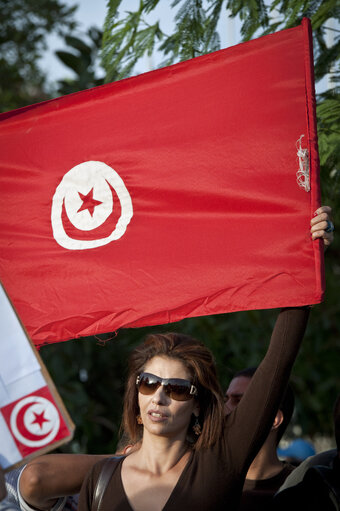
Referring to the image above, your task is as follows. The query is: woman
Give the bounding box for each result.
[79,309,309,511]
[19,206,334,511]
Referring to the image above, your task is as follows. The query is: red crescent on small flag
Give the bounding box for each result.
[15,401,53,442]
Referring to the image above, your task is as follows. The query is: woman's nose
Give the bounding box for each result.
[152,385,168,404]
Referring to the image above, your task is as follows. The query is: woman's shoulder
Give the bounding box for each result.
[95,456,125,468]
[90,456,125,481]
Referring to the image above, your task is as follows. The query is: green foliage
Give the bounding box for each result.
[41,332,133,453]
[0,0,77,111]
[160,0,221,62]
[55,27,107,95]
[102,0,222,81]
[102,1,163,80]
[227,0,269,40]
[102,0,339,85]
[317,93,340,173]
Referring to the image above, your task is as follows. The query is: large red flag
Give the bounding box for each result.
[0,19,323,347]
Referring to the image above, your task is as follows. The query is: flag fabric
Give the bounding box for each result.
[0,18,323,347]
[0,284,74,469]
[1,385,72,460]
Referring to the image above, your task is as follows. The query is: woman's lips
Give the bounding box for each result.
[148,409,168,421]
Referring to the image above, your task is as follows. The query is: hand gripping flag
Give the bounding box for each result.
[0,19,324,347]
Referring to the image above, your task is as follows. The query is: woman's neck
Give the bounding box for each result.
[133,434,190,475]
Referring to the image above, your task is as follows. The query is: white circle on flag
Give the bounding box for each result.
[51,161,133,250]
[10,396,60,447]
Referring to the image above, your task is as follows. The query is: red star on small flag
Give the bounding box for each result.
[77,188,102,216]
[31,410,50,429]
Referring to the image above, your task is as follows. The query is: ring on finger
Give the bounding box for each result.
[325,220,335,233]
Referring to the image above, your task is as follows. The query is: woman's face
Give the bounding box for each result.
[138,355,199,441]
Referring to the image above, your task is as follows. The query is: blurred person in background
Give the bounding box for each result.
[225,367,296,510]
[273,393,340,510]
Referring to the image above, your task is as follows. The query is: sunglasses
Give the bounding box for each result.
[136,372,198,401]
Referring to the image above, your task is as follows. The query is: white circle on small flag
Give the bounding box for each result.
[10,396,60,447]
[51,161,133,250]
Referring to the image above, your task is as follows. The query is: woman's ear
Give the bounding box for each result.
[271,409,284,430]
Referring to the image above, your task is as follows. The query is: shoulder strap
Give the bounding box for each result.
[91,456,123,511]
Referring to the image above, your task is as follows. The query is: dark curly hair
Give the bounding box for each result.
[122,332,225,450]
[232,366,295,444]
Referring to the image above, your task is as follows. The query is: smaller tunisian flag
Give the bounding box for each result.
[1,386,72,458]
[0,19,323,346]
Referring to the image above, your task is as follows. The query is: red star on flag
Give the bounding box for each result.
[31,410,50,429]
[77,188,102,216]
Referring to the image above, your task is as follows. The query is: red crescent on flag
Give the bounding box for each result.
[61,180,122,241]
[14,402,53,442]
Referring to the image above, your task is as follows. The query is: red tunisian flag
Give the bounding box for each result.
[0,19,323,347]
[1,386,72,458]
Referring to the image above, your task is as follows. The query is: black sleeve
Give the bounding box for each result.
[225,307,310,474]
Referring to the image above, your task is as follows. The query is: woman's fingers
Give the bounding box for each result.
[310,206,334,247]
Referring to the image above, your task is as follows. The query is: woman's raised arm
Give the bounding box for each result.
[225,306,310,473]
